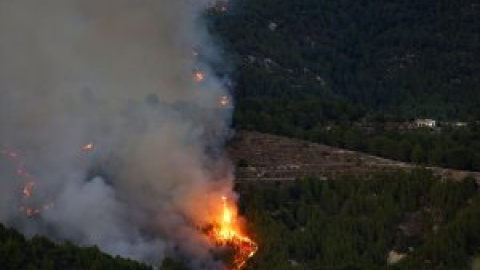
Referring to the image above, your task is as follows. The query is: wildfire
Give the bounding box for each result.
[219,95,230,107]
[1,141,95,218]
[82,143,95,151]
[193,69,205,82]
[209,196,258,270]
[23,181,34,197]
[1,147,52,218]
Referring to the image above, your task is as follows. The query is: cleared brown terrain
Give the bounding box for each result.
[228,131,480,182]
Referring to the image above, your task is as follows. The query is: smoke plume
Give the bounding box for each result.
[0,0,234,268]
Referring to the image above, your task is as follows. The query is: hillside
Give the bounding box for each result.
[213,0,480,119]
[0,223,152,270]
[210,0,480,172]
[2,130,478,270]
[227,133,480,270]
[236,170,480,270]
[228,131,480,182]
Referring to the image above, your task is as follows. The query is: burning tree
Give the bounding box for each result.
[206,196,258,270]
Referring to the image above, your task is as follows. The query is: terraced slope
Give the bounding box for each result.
[228,131,480,182]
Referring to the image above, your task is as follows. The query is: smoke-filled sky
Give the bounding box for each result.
[0,0,233,268]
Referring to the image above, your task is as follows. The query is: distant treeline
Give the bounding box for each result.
[236,169,480,270]
[209,0,480,171]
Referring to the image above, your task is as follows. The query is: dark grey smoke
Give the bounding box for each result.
[0,0,234,268]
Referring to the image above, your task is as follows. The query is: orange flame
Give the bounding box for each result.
[23,182,34,197]
[82,143,95,151]
[1,147,52,218]
[193,69,205,82]
[210,196,258,270]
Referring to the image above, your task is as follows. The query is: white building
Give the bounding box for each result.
[415,119,436,128]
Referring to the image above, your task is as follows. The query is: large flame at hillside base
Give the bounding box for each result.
[0,0,243,267]
[3,145,259,268]
[207,196,258,269]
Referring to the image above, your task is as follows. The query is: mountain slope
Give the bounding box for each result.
[236,169,480,270]
[213,0,480,120]
[228,131,480,182]
[210,0,480,171]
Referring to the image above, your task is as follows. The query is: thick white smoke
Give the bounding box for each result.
[0,0,234,268]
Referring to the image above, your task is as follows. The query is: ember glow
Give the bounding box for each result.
[1,147,52,218]
[208,196,258,269]
[82,143,95,152]
[219,95,230,107]
[23,182,34,198]
[193,69,206,82]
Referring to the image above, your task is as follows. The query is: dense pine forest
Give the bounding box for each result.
[210,0,480,171]
[237,170,480,269]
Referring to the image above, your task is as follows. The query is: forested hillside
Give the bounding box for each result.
[0,223,152,270]
[237,170,480,270]
[210,0,480,171]
[0,223,195,270]
[213,0,479,119]
[5,170,478,270]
